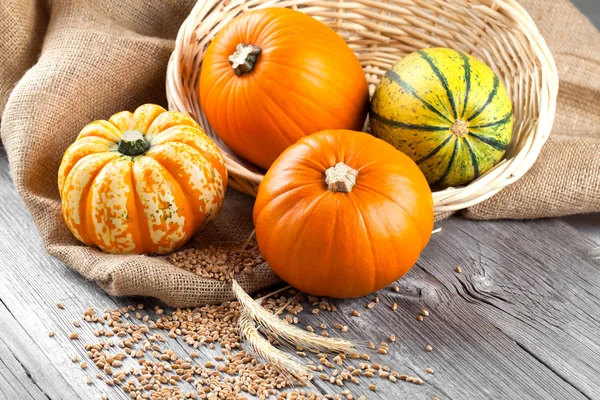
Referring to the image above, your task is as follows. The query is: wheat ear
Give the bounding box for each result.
[232,279,355,353]
[238,309,309,381]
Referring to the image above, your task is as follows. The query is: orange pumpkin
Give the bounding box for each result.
[200,8,369,170]
[253,130,434,298]
[58,104,227,254]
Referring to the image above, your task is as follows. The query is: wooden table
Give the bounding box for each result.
[1,140,599,400]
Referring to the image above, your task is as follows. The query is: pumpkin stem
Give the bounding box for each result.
[325,162,358,193]
[229,43,262,77]
[451,120,468,137]
[118,130,151,156]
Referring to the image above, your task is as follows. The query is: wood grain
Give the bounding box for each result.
[0,141,599,400]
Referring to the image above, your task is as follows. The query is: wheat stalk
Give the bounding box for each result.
[232,279,355,353]
[255,285,292,304]
[238,309,309,382]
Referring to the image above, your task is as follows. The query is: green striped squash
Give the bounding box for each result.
[370,48,513,188]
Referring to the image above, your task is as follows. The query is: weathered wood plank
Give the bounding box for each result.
[0,297,76,399]
[0,323,46,400]
[415,218,600,399]
[564,214,600,245]
[298,267,590,400]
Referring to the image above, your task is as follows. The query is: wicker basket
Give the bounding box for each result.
[166,0,558,215]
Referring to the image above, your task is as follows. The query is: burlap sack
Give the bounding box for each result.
[0,0,598,307]
[464,0,600,219]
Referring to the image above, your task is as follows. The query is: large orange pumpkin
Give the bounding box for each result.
[200,8,369,170]
[253,130,434,298]
[58,104,227,254]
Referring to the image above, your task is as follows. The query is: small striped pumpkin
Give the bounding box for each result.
[58,104,227,254]
[370,48,513,188]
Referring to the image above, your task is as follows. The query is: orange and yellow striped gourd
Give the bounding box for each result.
[58,104,227,254]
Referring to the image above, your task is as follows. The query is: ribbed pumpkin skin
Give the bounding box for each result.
[200,8,369,170]
[370,48,513,188]
[253,130,434,298]
[58,104,227,255]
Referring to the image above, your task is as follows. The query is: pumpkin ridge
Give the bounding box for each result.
[470,112,513,129]
[74,156,117,246]
[133,105,167,134]
[130,160,157,254]
[249,14,283,48]
[415,135,453,164]
[273,192,331,286]
[371,111,449,131]
[78,120,122,142]
[467,131,508,151]
[347,194,378,295]
[459,52,472,119]
[282,151,334,176]
[418,50,458,120]
[384,69,453,124]
[203,63,236,112]
[260,70,347,127]
[58,137,115,193]
[462,137,480,179]
[355,184,427,249]
[146,143,212,227]
[85,157,122,249]
[433,139,459,187]
[153,159,197,237]
[262,59,360,109]
[467,75,499,122]
[248,73,306,145]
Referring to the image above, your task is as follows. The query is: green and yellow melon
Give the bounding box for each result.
[370,48,513,188]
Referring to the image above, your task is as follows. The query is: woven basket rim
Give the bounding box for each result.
[166,0,559,215]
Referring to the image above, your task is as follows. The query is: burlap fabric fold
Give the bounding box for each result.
[464,0,600,219]
[0,0,598,307]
